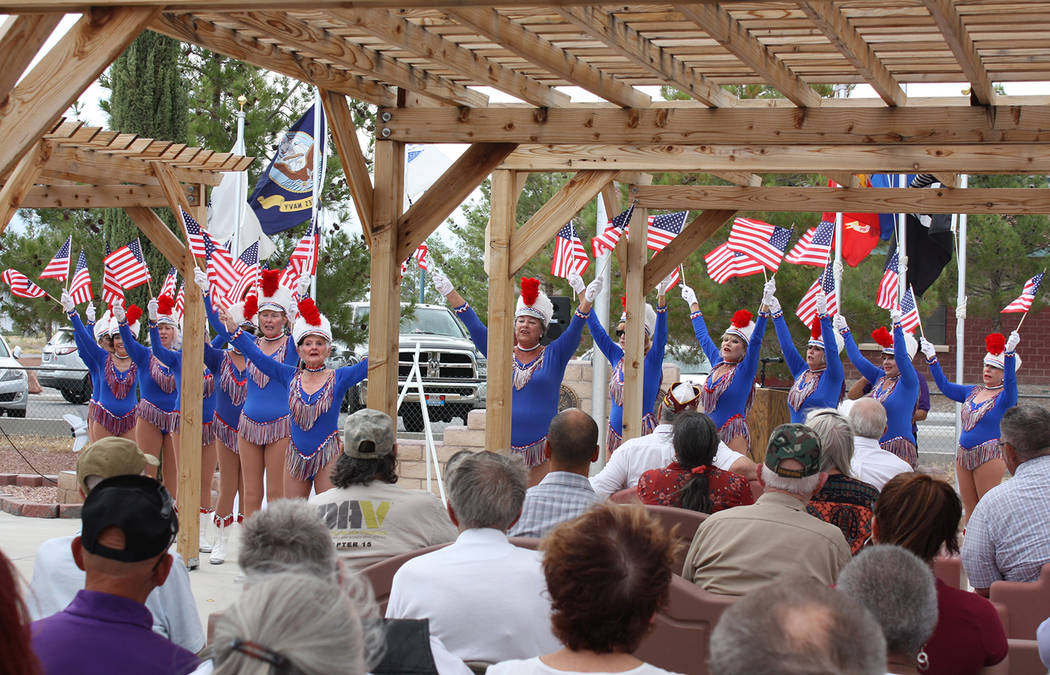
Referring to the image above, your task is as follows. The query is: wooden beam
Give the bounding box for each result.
[643,209,736,291]
[0,7,159,180]
[152,12,394,107]
[558,7,733,108]
[367,140,404,420]
[23,184,202,209]
[485,170,516,453]
[633,185,1050,215]
[598,183,628,278]
[0,14,62,106]
[124,207,191,270]
[621,175,651,442]
[921,0,996,106]
[175,255,205,568]
[150,161,205,271]
[335,9,567,109]
[510,170,618,275]
[0,140,46,234]
[379,105,1050,146]
[711,171,761,187]
[796,0,906,108]
[0,0,855,9]
[320,90,374,246]
[397,143,518,261]
[674,3,820,108]
[446,7,650,110]
[824,172,861,188]
[41,143,224,187]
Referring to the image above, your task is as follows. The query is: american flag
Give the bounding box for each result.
[796,261,839,327]
[704,242,765,284]
[68,250,92,305]
[876,251,899,310]
[289,222,319,276]
[203,231,238,299]
[899,286,920,334]
[646,212,687,252]
[279,260,300,292]
[174,283,185,322]
[591,205,633,257]
[104,240,150,289]
[159,266,178,299]
[1001,272,1045,313]
[661,265,682,292]
[2,269,48,299]
[180,207,208,259]
[413,244,429,271]
[784,219,834,267]
[727,217,793,271]
[230,243,260,302]
[551,222,590,278]
[39,236,72,281]
[101,243,125,305]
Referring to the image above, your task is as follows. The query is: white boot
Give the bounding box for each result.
[199,509,214,553]
[210,514,231,565]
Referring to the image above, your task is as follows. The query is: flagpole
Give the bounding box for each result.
[954,174,968,440]
[911,285,926,340]
[234,95,247,259]
[833,211,843,298]
[310,88,327,299]
[592,194,610,468]
[897,174,908,303]
[137,238,154,298]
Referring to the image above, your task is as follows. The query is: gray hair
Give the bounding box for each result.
[836,545,938,658]
[709,575,887,675]
[446,451,527,531]
[239,500,337,580]
[1001,405,1050,461]
[760,465,823,499]
[849,398,887,440]
[806,408,855,476]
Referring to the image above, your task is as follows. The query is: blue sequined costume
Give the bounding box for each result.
[772,312,844,423]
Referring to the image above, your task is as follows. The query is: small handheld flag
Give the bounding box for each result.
[1002,272,1045,313]
[2,269,48,299]
[796,261,839,327]
[551,222,590,278]
[591,205,633,257]
[646,212,687,252]
[68,251,93,304]
[727,217,793,271]
[39,236,72,282]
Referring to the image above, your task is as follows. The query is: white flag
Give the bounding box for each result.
[208,136,276,260]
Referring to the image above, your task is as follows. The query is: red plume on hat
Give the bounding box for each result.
[125,304,143,325]
[521,278,540,307]
[621,295,627,310]
[811,320,822,340]
[260,269,281,297]
[872,326,893,348]
[243,293,258,321]
[157,293,175,316]
[985,333,1006,356]
[297,296,322,327]
[731,310,753,328]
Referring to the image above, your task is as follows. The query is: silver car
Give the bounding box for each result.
[37,327,92,404]
[0,335,29,417]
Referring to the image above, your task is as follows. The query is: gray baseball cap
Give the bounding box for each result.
[343,409,395,459]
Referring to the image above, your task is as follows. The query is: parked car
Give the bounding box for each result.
[0,336,29,417]
[37,327,92,404]
[327,303,487,431]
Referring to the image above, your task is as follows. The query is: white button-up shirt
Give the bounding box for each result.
[849,435,912,491]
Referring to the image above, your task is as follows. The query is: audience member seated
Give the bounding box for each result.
[848,399,912,491]
[709,576,887,675]
[30,475,199,675]
[1,547,41,675]
[310,409,457,569]
[962,405,1050,593]
[873,473,1007,675]
[590,383,756,499]
[386,451,559,664]
[510,409,601,539]
[637,411,753,513]
[490,503,682,675]
[209,573,379,675]
[837,545,939,675]
[27,437,203,652]
[683,424,851,596]
[1039,615,1050,670]
[804,408,879,554]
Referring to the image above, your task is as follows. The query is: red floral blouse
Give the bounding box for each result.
[637,461,755,513]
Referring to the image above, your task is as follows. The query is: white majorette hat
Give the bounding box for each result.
[723,310,755,344]
[807,318,842,353]
[257,269,294,316]
[94,310,115,341]
[515,278,554,328]
[291,296,332,344]
[872,326,918,360]
[983,333,1022,371]
[155,293,180,329]
[228,296,257,329]
[114,303,143,339]
[619,297,657,337]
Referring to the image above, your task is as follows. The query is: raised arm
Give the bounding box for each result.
[925,354,971,403]
[738,313,769,381]
[204,295,233,343]
[644,302,669,372]
[771,313,806,378]
[334,358,370,397]
[203,341,224,374]
[150,325,182,372]
[547,309,588,371]
[586,311,622,365]
[452,303,488,357]
[230,330,295,386]
[117,319,150,364]
[893,323,918,392]
[820,313,844,385]
[840,323,884,384]
[68,312,104,368]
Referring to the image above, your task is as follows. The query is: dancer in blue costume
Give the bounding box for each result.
[921,330,1020,522]
[766,285,845,423]
[678,280,770,460]
[837,312,920,468]
[432,268,595,485]
[196,269,368,499]
[587,280,669,456]
[61,293,138,442]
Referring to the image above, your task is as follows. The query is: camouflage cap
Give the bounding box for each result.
[343,408,395,459]
[764,423,822,478]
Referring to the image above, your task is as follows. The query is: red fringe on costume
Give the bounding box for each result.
[717,414,750,450]
[137,399,180,434]
[248,338,289,388]
[149,355,177,394]
[286,431,342,482]
[202,372,215,400]
[90,404,138,437]
[219,357,246,406]
[104,355,136,399]
[881,436,918,469]
[641,412,658,436]
[512,437,547,468]
[607,414,657,456]
[87,400,99,421]
[288,371,334,431]
[213,414,239,453]
[201,421,215,445]
[957,439,1002,471]
[237,412,290,446]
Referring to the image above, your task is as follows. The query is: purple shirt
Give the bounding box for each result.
[31,590,199,675]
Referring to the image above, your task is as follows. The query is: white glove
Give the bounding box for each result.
[566,270,586,295]
[920,337,936,360]
[890,308,902,325]
[1006,330,1020,352]
[585,278,603,303]
[113,303,126,324]
[763,278,777,298]
[681,284,697,307]
[60,291,75,313]
[766,295,781,316]
[432,269,454,297]
[147,298,159,323]
[833,314,848,333]
[657,273,674,297]
[815,290,828,317]
[193,267,209,292]
[296,274,312,297]
[85,303,96,323]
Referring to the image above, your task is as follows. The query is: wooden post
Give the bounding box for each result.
[485,170,517,453]
[622,176,652,440]
[368,140,404,419]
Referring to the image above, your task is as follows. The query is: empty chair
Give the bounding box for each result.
[990,563,1050,675]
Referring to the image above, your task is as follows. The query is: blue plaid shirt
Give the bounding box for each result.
[962,454,1050,588]
[509,472,600,539]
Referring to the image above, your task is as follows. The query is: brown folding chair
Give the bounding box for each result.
[989,562,1050,675]
[642,504,709,573]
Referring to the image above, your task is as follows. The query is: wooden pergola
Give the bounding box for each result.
[4,0,1050,561]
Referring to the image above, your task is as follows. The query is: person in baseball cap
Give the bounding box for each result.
[764,423,823,479]
[76,436,160,496]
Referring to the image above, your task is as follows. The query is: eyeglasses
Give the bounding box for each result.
[997,440,1012,451]
[615,330,625,338]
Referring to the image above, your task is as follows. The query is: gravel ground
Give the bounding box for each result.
[0,485,58,501]
[0,435,76,476]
